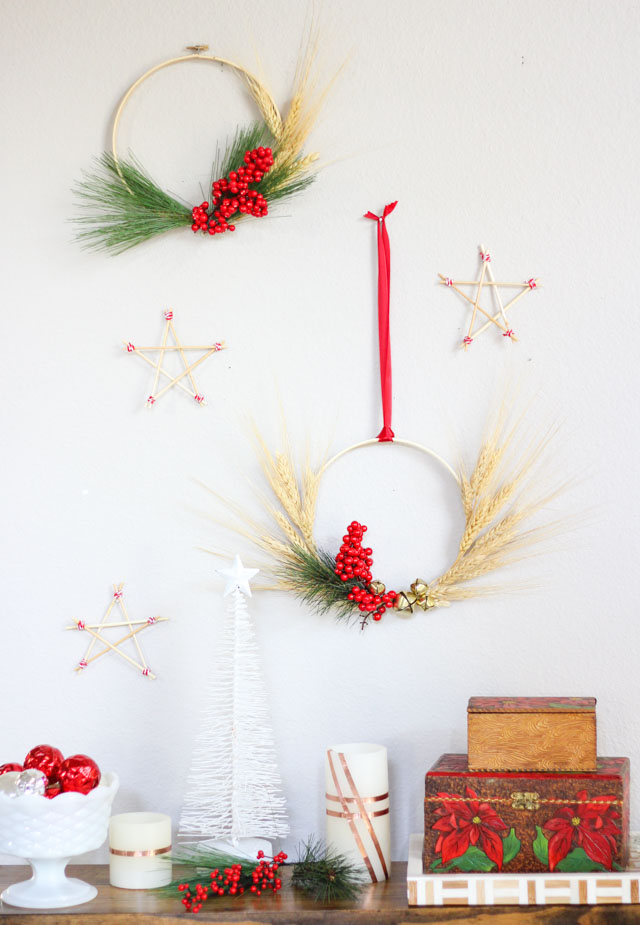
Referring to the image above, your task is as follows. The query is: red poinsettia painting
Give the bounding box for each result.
[542,790,621,871]
[432,786,509,870]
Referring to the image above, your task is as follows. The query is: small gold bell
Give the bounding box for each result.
[395,591,414,613]
[369,580,386,595]
[411,578,429,599]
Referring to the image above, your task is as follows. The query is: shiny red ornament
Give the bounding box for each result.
[24,744,64,783]
[0,763,22,775]
[58,754,101,794]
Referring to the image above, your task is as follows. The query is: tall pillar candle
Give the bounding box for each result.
[109,812,172,889]
[325,743,390,882]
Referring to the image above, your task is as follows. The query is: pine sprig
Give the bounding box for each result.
[159,845,286,911]
[161,845,248,893]
[291,837,366,903]
[73,153,192,253]
[212,123,315,205]
[275,544,362,623]
[213,123,270,180]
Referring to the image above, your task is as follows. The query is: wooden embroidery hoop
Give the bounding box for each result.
[319,438,459,483]
[111,44,281,183]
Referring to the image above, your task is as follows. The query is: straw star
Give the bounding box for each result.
[67,582,168,679]
[125,310,225,407]
[439,246,540,349]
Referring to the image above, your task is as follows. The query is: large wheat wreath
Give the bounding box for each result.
[203,411,565,628]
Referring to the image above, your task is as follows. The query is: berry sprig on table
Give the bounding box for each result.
[177,850,287,914]
[191,146,274,236]
[334,521,397,625]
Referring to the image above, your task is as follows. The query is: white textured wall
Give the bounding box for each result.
[1,0,639,864]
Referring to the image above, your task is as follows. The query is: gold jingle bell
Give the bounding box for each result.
[394,579,436,614]
[368,579,386,596]
[395,591,414,613]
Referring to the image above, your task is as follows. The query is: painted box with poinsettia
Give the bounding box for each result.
[424,754,629,874]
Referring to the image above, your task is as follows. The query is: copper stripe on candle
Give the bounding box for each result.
[326,749,377,883]
[325,791,389,804]
[338,751,389,881]
[110,844,172,857]
[326,808,390,819]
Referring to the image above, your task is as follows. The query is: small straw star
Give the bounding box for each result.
[439,246,540,349]
[67,582,168,679]
[125,310,225,407]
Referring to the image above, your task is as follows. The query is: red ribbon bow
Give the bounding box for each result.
[364,202,397,442]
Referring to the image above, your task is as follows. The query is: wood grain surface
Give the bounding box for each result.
[468,712,597,771]
[2,864,640,923]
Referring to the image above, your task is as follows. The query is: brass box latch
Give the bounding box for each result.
[511,791,540,811]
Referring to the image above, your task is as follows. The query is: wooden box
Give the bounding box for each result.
[467,696,597,771]
[424,754,629,874]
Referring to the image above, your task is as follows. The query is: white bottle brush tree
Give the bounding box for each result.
[178,556,289,856]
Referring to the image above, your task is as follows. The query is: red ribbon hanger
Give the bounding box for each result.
[364,201,397,442]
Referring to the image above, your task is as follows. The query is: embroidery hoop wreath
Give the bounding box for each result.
[204,413,563,629]
[73,41,332,253]
[203,205,564,629]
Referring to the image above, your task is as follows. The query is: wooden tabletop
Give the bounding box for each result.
[2,864,640,924]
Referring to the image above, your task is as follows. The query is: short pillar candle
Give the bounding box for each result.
[109,812,172,889]
[325,743,390,882]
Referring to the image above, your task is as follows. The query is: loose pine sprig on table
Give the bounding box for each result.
[73,122,317,254]
[161,845,287,913]
[291,837,367,903]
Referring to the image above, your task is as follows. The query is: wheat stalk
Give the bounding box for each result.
[458,481,518,553]
[240,72,283,139]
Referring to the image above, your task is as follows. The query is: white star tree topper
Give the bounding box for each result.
[218,555,259,597]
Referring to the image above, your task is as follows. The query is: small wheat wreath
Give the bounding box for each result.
[73,41,333,253]
[204,415,563,629]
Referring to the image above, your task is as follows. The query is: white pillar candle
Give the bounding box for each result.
[325,743,390,882]
[109,812,172,889]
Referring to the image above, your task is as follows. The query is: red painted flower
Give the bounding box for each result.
[432,786,509,870]
[543,790,621,871]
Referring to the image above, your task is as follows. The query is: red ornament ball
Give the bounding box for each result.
[24,745,64,783]
[0,763,22,775]
[58,754,101,794]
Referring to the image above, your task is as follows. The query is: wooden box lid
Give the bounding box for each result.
[467,697,597,771]
[468,696,596,714]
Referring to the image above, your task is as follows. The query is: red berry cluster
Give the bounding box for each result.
[348,584,397,622]
[191,147,273,236]
[334,521,373,583]
[177,850,286,914]
[248,849,285,896]
[333,521,398,624]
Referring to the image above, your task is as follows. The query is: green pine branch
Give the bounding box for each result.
[274,545,363,623]
[73,153,192,254]
[291,837,366,903]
